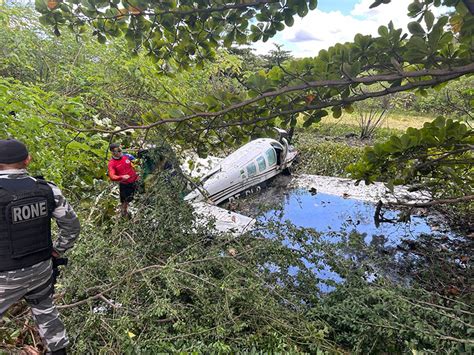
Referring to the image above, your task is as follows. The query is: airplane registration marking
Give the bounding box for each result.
[229,185,263,202]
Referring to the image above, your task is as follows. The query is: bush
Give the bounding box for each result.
[294,135,364,177]
[391,76,474,120]
[3,176,471,353]
[58,175,335,353]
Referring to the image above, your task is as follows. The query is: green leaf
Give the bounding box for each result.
[378,25,389,37]
[408,21,425,36]
[296,0,308,17]
[223,29,235,48]
[274,22,285,31]
[416,88,428,97]
[97,33,106,44]
[284,14,294,27]
[444,0,459,6]
[332,106,342,118]
[68,141,90,151]
[405,36,430,61]
[408,1,423,14]
[169,108,184,117]
[38,14,55,26]
[343,105,354,114]
[35,0,49,12]
[389,136,402,150]
[369,0,383,9]
[303,109,328,128]
[424,10,435,30]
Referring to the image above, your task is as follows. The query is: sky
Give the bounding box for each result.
[9,0,447,59]
[251,0,446,57]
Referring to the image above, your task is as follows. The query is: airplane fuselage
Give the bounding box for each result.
[185,138,298,205]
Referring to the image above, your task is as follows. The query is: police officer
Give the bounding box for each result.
[0,139,80,354]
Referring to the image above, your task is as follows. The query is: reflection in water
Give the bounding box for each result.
[259,190,435,244]
[233,186,455,292]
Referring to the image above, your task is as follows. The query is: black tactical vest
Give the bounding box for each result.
[0,177,55,271]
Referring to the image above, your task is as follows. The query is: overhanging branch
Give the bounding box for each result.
[208,73,466,131]
[83,0,279,20]
[46,63,474,134]
[388,194,474,208]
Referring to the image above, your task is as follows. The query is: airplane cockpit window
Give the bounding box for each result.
[246,162,257,177]
[257,156,266,171]
[265,148,277,166]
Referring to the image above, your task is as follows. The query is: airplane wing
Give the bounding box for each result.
[184,156,255,235]
[191,201,255,235]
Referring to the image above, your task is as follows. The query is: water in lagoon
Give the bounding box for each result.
[258,189,436,244]
[232,183,451,291]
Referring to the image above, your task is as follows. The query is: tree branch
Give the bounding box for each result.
[45,63,474,134]
[87,0,279,21]
[388,194,474,208]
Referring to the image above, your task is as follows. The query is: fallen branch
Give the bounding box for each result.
[374,200,397,227]
[388,194,474,208]
[58,262,216,309]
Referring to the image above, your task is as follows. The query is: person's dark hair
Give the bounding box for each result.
[109,143,120,152]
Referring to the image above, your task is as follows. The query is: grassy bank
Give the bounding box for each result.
[293,112,433,177]
[323,111,434,131]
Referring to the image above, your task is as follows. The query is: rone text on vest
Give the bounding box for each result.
[12,201,48,223]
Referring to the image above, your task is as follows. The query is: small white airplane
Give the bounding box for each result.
[182,132,298,234]
[184,136,298,205]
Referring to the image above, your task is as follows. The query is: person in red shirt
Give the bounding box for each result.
[108,143,139,217]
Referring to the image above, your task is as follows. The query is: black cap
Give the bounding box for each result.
[0,139,29,164]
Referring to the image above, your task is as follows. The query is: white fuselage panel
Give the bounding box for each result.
[185,138,298,204]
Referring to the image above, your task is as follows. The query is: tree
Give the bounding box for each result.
[2,3,473,353]
[261,43,293,69]
[348,116,473,229]
[0,77,109,188]
[34,0,317,68]
[34,0,473,205]
[35,0,473,136]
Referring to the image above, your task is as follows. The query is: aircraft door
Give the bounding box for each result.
[273,146,282,166]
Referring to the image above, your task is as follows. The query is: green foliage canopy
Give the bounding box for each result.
[0,77,108,190]
[27,0,474,209]
[36,0,474,143]
[348,117,473,202]
[35,0,318,69]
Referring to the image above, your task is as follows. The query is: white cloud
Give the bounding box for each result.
[351,0,413,24]
[252,0,448,58]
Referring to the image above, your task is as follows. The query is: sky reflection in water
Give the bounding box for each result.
[259,190,434,244]
[255,189,440,292]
